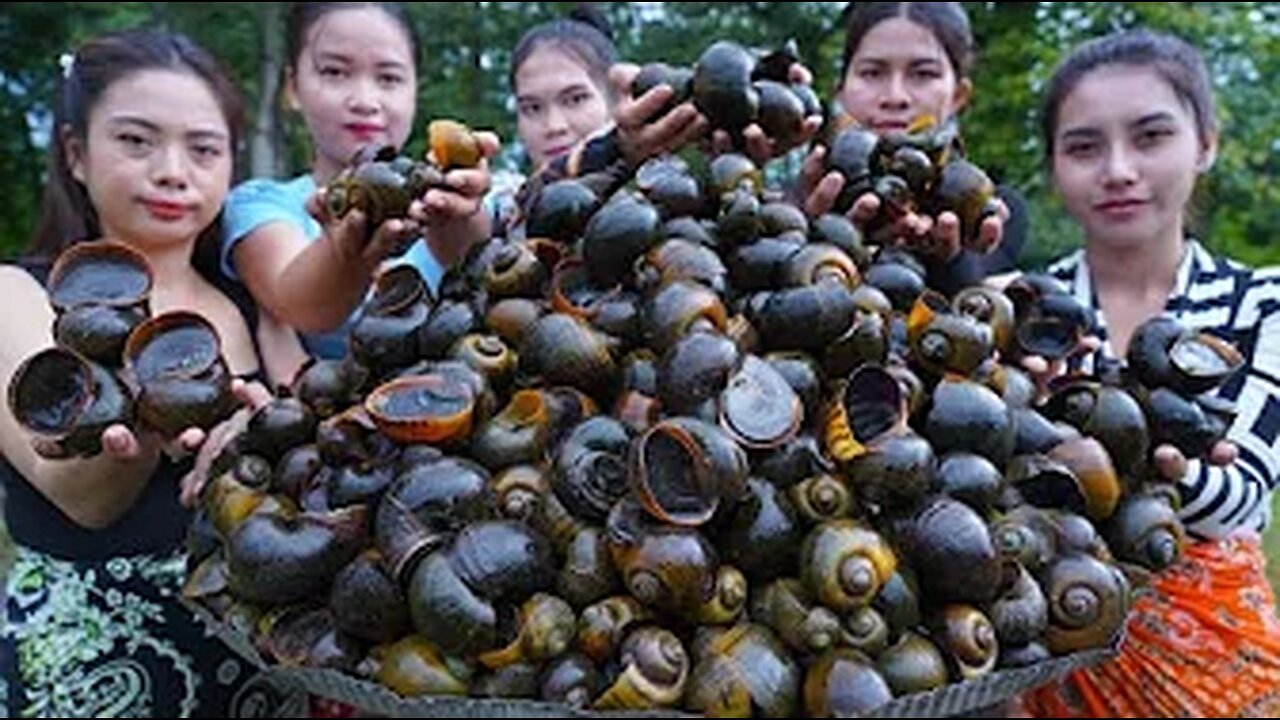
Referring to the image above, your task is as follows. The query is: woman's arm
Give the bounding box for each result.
[1174,276,1280,537]
[0,266,160,529]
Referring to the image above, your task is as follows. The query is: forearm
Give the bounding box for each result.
[33,451,160,530]
[271,235,377,333]
[427,205,491,269]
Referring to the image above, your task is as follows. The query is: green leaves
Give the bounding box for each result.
[0,2,1275,269]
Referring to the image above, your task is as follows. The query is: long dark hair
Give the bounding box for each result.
[27,28,245,275]
[840,2,975,81]
[509,3,617,101]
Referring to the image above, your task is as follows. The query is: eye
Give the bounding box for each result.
[857,66,883,81]
[517,100,542,118]
[565,91,592,107]
[117,131,151,149]
[378,72,406,88]
[192,143,224,160]
[912,66,942,80]
[1135,127,1173,148]
[1062,141,1099,158]
[319,65,348,80]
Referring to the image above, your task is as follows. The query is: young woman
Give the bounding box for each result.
[1022,28,1280,717]
[0,28,294,718]
[222,2,497,361]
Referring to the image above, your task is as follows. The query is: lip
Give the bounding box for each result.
[871,120,912,134]
[141,199,192,221]
[345,122,386,140]
[543,144,573,160]
[1093,197,1150,219]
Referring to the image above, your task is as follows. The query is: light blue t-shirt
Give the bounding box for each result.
[222,174,445,360]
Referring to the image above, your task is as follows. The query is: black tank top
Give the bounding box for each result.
[2,256,267,561]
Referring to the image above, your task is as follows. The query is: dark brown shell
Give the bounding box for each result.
[8,348,132,457]
[48,240,153,311]
[124,310,222,383]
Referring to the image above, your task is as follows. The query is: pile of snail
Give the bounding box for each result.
[19,71,1226,716]
[8,241,236,457]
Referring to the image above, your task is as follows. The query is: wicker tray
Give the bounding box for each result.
[191,601,1116,718]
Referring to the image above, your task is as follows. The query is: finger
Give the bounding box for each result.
[32,438,69,460]
[177,427,207,454]
[894,211,931,239]
[1071,335,1104,361]
[742,125,774,164]
[473,130,501,160]
[442,167,493,199]
[306,189,329,223]
[641,103,702,156]
[931,212,962,260]
[363,218,418,261]
[621,84,677,128]
[102,425,141,460]
[799,145,827,196]
[789,62,814,86]
[232,379,274,410]
[806,172,844,218]
[1209,440,1239,466]
[710,129,737,156]
[850,193,881,226]
[796,115,824,147]
[664,111,709,155]
[1152,444,1189,482]
[609,62,642,95]
[993,198,1011,222]
[422,189,484,221]
[1020,355,1050,376]
[978,215,1004,253]
[180,470,204,508]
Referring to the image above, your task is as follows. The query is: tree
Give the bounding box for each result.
[0,3,1274,270]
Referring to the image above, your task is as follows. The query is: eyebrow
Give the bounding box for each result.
[313,50,409,71]
[1133,111,1178,128]
[1059,111,1181,142]
[854,56,944,68]
[107,115,229,142]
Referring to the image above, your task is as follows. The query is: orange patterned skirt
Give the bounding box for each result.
[1022,534,1280,717]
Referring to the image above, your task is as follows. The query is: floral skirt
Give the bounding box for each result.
[1023,535,1280,717]
[0,545,301,718]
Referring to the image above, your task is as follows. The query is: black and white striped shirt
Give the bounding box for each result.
[1049,240,1280,538]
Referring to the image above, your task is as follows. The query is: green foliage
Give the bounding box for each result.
[0,2,1275,272]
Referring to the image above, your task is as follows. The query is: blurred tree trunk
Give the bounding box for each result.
[250,1,285,178]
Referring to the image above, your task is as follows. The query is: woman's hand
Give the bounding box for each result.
[178,379,275,507]
[801,155,1009,262]
[308,192,421,272]
[612,63,709,168]
[417,131,501,225]
[710,62,822,164]
[1152,441,1239,484]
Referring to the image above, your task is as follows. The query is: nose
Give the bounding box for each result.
[543,104,570,136]
[346,75,380,115]
[1101,143,1139,187]
[880,72,911,110]
[151,143,189,190]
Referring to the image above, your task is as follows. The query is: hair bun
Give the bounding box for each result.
[569,3,614,42]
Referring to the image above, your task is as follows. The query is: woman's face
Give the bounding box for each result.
[515,45,611,170]
[287,6,417,181]
[1050,64,1215,251]
[67,69,233,251]
[838,17,970,134]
